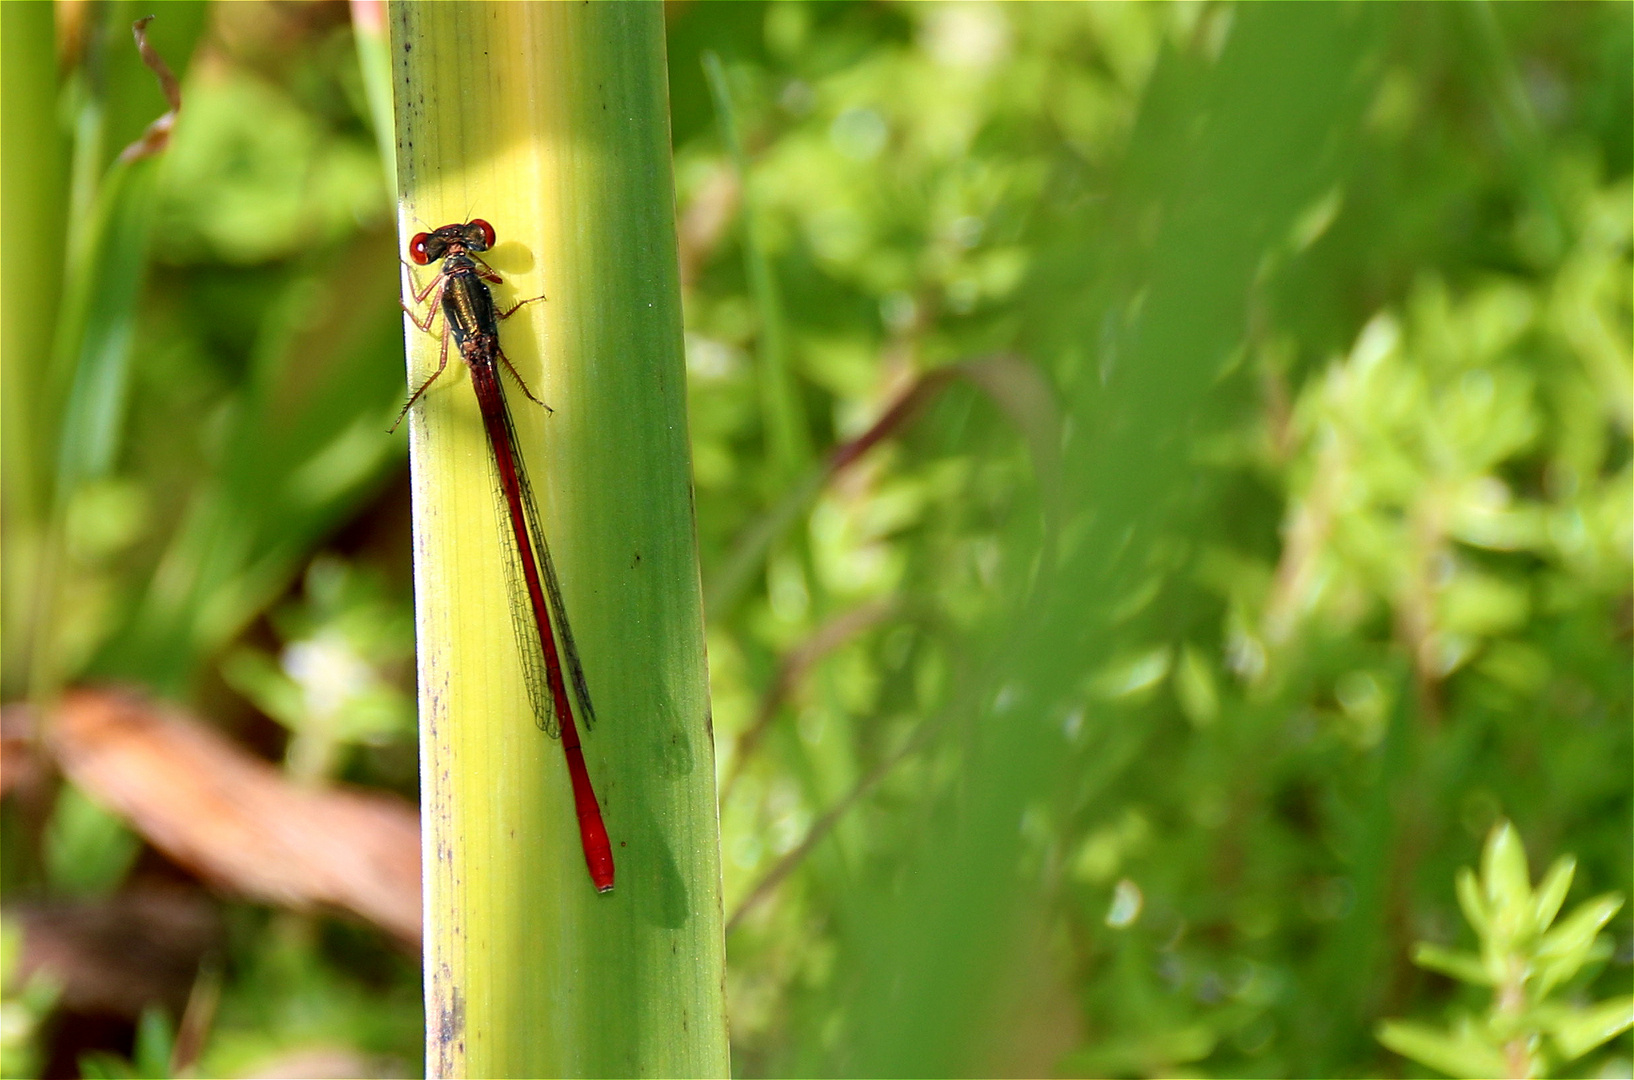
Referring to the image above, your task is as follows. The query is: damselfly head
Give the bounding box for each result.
[408,220,497,265]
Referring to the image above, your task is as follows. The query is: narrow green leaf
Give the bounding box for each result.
[1412,943,1493,986]
[32,152,161,696]
[1482,820,1533,922]
[1377,1019,1510,1079]
[1545,995,1634,1061]
[1457,866,1490,937]
[1530,855,1576,935]
[52,152,158,495]
[132,1006,174,1080]
[1533,893,1624,996]
[1537,894,1623,961]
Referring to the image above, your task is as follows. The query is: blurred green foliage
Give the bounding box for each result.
[3,3,417,1076]
[1,918,61,1080]
[220,555,415,786]
[670,4,1630,1077]
[1,2,1628,1078]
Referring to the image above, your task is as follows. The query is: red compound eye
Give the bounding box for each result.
[468,218,496,250]
[409,232,434,265]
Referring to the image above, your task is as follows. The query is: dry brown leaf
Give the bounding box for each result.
[49,688,421,943]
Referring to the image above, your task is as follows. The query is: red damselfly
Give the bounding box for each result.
[398,219,614,894]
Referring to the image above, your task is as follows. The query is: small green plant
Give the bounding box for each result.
[1377,820,1632,1079]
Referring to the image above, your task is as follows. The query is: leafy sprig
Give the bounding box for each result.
[1378,821,1632,1079]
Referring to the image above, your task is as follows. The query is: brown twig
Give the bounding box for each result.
[118,17,182,163]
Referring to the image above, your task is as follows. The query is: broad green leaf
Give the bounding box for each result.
[390,4,727,1075]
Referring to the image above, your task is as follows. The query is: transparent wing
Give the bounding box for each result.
[483,360,596,737]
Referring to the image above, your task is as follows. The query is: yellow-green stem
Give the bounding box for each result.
[388,5,727,1076]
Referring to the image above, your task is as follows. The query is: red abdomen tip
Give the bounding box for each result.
[588,850,615,893]
[580,816,615,893]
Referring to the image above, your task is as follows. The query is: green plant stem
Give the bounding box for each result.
[388,4,727,1076]
[0,0,68,698]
